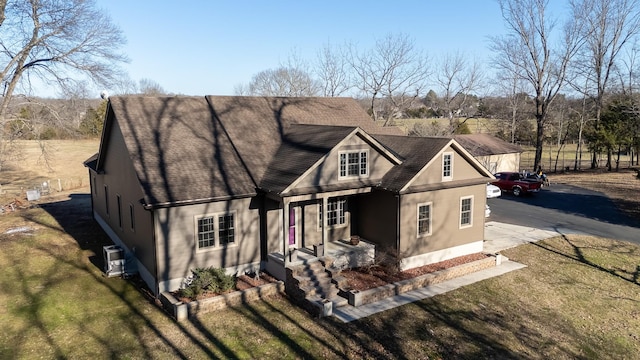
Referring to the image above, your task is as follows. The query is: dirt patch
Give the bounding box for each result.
[341,253,489,291]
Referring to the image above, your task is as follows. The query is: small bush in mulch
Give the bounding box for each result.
[174,268,278,303]
[178,267,235,301]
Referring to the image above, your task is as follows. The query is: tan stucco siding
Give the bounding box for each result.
[154,198,260,284]
[356,190,398,251]
[92,120,156,277]
[292,134,395,189]
[302,203,322,246]
[399,184,486,258]
[412,146,484,186]
[476,153,521,173]
[265,199,281,254]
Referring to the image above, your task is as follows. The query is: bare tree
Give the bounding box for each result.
[434,52,484,133]
[247,67,319,96]
[616,41,640,94]
[348,33,430,125]
[139,78,167,95]
[315,42,350,97]
[570,0,640,169]
[496,70,529,143]
[491,0,586,171]
[0,0,127,165]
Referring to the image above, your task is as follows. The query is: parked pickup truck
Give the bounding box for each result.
[491,172,542,196]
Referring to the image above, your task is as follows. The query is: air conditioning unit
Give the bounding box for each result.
[103,245,125,277]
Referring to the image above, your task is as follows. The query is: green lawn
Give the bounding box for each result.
[1,195,639,359]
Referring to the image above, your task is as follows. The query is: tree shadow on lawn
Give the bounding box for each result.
[23,192,247,359]
[36,193,111,271]
[533,234,640,288]
[497,184,640,228]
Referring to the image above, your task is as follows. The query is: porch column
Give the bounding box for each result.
[320,196,328,256]
[282,198,296,265]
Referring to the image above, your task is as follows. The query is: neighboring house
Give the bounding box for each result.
[85,96,494,296]
[454,134,523,173]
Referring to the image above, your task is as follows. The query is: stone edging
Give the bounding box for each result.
[161,281,285,321]
[345,255,501,307]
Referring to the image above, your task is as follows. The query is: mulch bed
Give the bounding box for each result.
[173,272,279,303]
[340,253,489,291]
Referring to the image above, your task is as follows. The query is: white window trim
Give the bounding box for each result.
[195,211,238,252]
[318,198,348,230]
[442,152,453,182]
[459,195,473,229]
[417,202,433,237]
[338,149,370,180]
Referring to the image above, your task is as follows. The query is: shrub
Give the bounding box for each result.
[178,267,235,300]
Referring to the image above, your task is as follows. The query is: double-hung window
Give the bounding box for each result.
[318,198,347,228]
[442,152,453,181]
[196,212,236,250]
[460,196,473,228]
[339,150,368,179]
[417,202,432,236]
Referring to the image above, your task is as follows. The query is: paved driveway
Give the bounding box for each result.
[486,183,640,245]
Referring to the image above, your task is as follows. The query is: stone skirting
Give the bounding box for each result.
[161,281,285,322]
[344,255,500,307]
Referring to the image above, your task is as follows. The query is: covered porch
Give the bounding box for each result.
[265,238,375,280]
[264,187,377,281]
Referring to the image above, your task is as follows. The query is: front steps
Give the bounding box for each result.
[285,257,347,317]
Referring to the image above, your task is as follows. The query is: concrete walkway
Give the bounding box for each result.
[332,221,559,323]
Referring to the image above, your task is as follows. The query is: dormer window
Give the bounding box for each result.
[442,152,453,181]
[339,150,369,179]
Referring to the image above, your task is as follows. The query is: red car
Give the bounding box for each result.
[491,172,542,196]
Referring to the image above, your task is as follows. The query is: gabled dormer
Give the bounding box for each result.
[259,125,402,196]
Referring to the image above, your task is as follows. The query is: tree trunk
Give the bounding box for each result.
[534,112,544,171]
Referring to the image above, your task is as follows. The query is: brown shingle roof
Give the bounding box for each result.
[206,96,403,187]
[108,96,257,207]
[103,96,405,206]
[259,124,357,193]
[453,134,523,156]
[375,135,452,191]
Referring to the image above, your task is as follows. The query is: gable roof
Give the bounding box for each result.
[453,133,523,156]
[259,124,357,193]
[375,135,452,191]
[206,96,404,187]
[92,95,405,207]
[104,96,257,208]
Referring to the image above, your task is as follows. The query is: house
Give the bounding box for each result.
[85,95,494,296]
[454,134,523,173]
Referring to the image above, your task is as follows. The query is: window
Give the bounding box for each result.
[104,185,109,216]
[129,203,135,232]
[339,150,368,179]
[196,212,236,250]
[442,152,453,181]
[318,198,347,228]
[116,195,122,229]
[417,203,432,236]
[460,196,473,228]
[218,214,235,245]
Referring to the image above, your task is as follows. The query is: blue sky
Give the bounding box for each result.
[94,1,520,96]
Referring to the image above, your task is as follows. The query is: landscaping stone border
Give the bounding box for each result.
[344,255,500,307]
[161,281,285,321]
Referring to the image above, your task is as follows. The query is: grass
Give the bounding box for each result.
[1,140,640,358]
[0,139,97,201]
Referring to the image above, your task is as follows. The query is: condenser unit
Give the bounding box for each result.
[103,245,125,277]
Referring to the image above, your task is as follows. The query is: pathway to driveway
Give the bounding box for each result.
[333,221,556,322]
